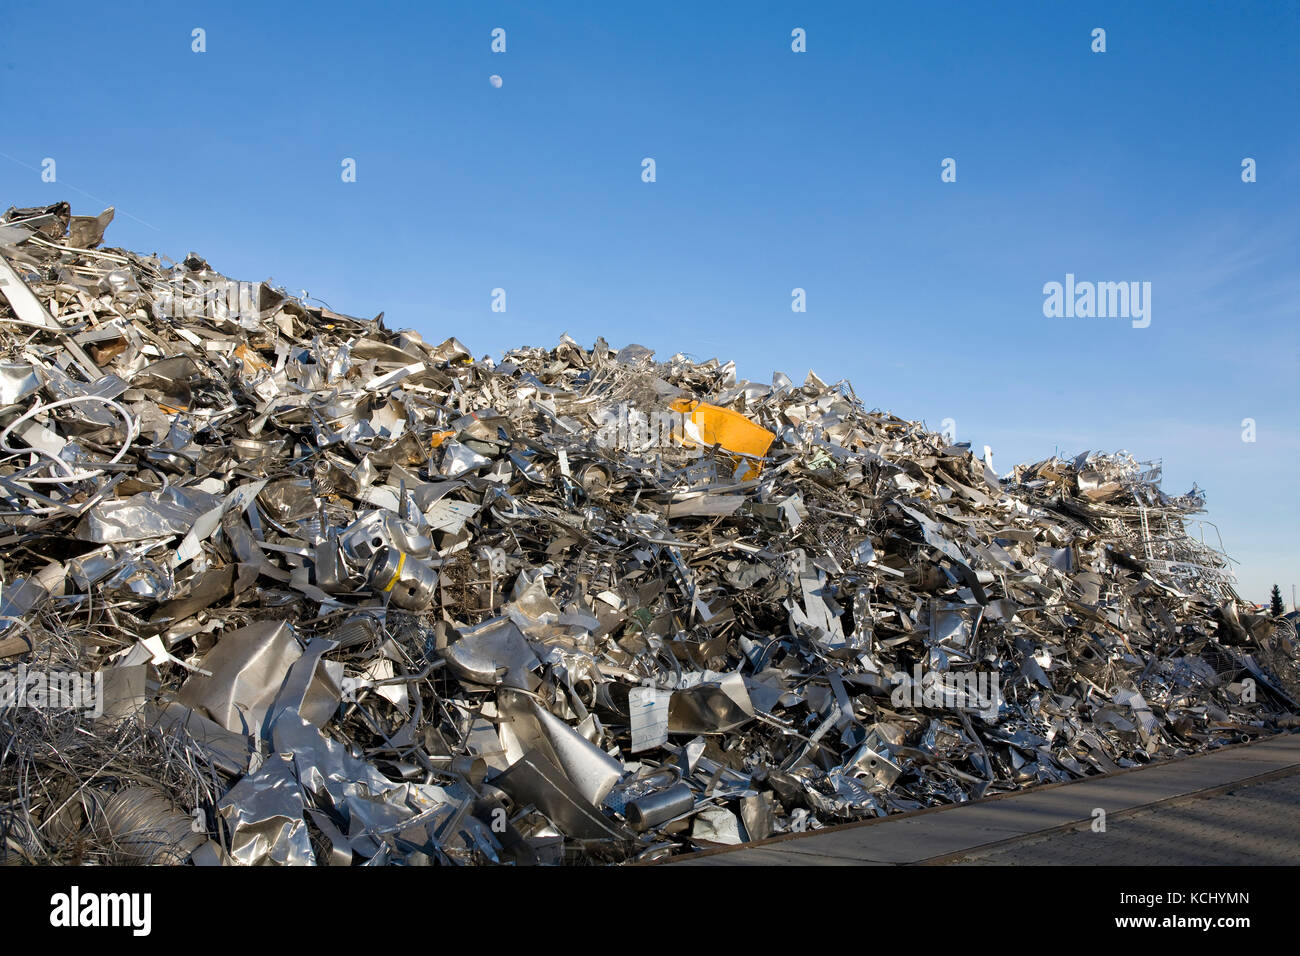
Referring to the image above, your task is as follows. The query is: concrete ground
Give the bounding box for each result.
[669,731,1300,865]
[943,771,1300,865]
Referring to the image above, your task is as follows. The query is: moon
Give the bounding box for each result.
[489,74,503,88]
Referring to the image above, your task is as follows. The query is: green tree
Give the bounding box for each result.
[1270,584,1285,617]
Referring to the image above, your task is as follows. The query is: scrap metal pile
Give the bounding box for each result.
[1,202,1295,865]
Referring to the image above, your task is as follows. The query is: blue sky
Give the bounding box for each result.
[1,2,1296,605]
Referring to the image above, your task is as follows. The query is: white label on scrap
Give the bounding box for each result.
[628,687,669,752]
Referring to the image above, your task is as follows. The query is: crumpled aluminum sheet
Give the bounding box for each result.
[177,621,304,737]
[218,755,315,866]
[1,201,1295,867]
[78,485,221,543]
[0,363,41,405]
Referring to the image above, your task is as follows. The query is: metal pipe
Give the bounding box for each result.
[625,783,694,832]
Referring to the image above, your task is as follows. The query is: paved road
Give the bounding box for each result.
[942,770,1300,865]
[670,731,1300,866]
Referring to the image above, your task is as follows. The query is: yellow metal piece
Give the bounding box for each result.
[382,551,407,593]
[234,343,270,373]
[668,398,775,479]
[430,429,455,449]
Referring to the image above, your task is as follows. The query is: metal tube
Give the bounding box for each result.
[625,783,695,832]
